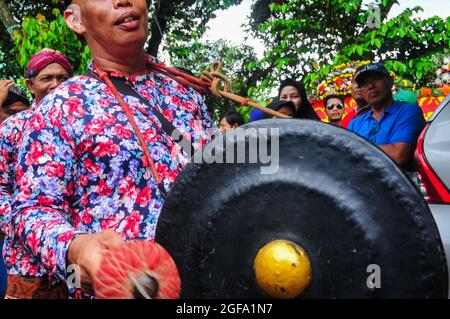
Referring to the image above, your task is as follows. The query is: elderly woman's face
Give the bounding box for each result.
[27,63,70,103]
[78,0,148,53]
[279,86,302,111]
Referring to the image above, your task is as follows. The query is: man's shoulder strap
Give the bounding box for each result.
[86,71,195,157]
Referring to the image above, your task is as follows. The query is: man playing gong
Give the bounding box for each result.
[5,0,215,298]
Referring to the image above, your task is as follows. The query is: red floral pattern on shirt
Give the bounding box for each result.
[2,56,216,294]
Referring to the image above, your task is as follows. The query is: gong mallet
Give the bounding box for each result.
[93,240,181,299]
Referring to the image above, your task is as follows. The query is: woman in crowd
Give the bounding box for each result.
[250,78,319,121]
[278,79,320,120]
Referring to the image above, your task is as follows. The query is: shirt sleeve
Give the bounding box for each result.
[9,106,87,282]
[0,123,14,235]
[389,104,426,145]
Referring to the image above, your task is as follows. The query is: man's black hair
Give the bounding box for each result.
[323,94,345,107]
[224,110,245,127]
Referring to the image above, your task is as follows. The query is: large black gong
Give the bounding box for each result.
[155,119,448,298]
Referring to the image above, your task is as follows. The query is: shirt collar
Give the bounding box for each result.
[86,54,161,82]
[366,100,399,119]
[383,101,400,114]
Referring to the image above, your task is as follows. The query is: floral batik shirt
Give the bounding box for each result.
[5,56,216,291]
[0,105,35,243]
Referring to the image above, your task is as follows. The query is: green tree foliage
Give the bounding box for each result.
[336,7,450,87]
[0,0,65,79]
[14,9,91,76]
[248,0,450,96]
[146,0,243,56]
[0,0,243,79]
[2,0,449,117]
[167,39,259,122]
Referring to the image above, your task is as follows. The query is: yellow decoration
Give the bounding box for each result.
[253,240,312,299]
[36,13,46,24]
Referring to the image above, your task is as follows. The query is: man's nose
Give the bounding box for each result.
[366,80,377,90]
[49,78,60,90]
[114,0,132,9]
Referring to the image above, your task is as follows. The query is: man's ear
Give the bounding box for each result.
[64,4,86,36]
[388,76,394,88]
[26,79,36,97]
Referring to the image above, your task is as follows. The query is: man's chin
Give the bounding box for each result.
[116,35,147,50]
[367,97,384,106]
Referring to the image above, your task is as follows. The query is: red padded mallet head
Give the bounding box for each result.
[93,240,181,299]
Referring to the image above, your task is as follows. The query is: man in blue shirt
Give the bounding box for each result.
[348,63,425,167]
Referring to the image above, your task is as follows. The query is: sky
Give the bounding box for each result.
[204,0,450,57]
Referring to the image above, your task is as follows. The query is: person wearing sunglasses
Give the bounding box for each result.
[348,63,425,168]
[324,94,345,126]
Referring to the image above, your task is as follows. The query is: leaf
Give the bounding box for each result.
[416,70,423,80]
[434,34,441,43]
[374,38,382,49]
[356,46,363,56]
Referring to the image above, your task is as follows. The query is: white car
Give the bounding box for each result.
[415,94,450,297]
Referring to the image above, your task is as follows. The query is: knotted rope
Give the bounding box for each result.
[146,60,291,119]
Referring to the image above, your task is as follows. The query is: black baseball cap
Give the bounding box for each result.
[354,63,391,85]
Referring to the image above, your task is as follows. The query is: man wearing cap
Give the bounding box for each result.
[5,0,215,298]
[348,63,425,167]
[0,49,73,298]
